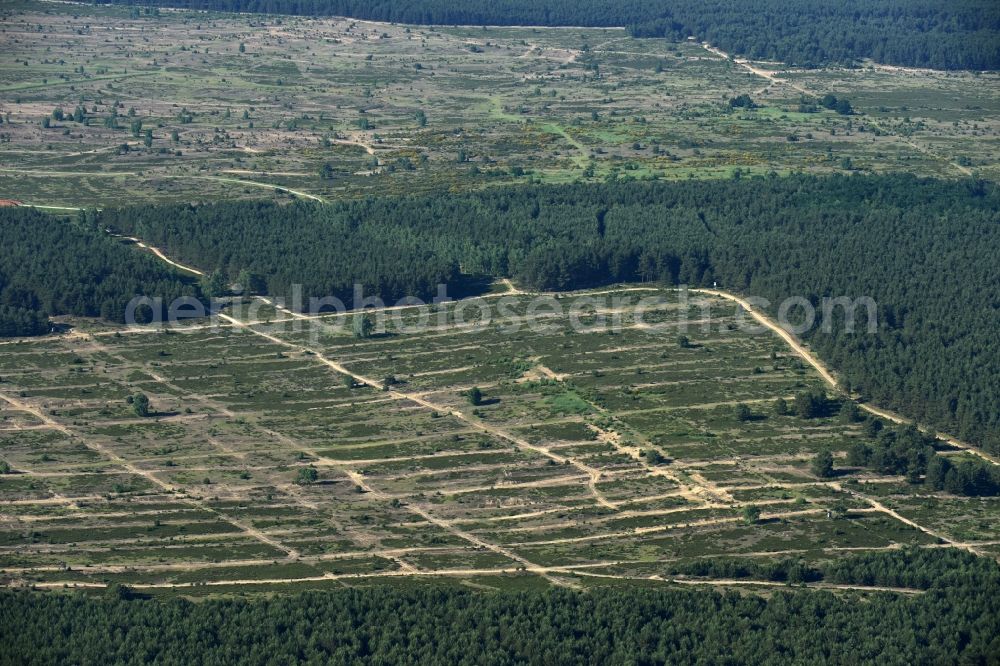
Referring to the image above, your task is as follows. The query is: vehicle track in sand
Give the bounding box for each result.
[700,43,974,177]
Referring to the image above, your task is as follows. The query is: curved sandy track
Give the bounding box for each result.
[16,170,326,206]
[20,567,925,595]
[693,288,998,467]
[700,43,973,177]
[121,236,205,276]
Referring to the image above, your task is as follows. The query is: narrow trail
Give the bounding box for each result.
[829,481,979,556]
[14,171,326,206]
[692,288,998,467]
[180,175,327,203]
[507,508,828,548]
[17,567,925,595]
[122,237,205,276]
[700,44,973,177]
[501,278,523,295]
[588,423,723,507]
[24,204,86,212]
[0,391,300,559]
[332,134,378,157]
[221,170,312,178]
[661,577,925,595]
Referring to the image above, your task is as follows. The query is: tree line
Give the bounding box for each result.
[97,173,1000,452]
[1,548,998,664]
[847,421,1000,496]
[80,0,1000,70]
[0,207,198,335]
[668,546,1000,591]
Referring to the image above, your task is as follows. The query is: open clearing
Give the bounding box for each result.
[3,270,997,593]
[1,1,998,597]
[1,1,998,208]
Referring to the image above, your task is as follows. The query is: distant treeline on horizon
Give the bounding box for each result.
[79,0,1000,70]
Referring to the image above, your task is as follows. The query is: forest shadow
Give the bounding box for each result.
[448,274,495,300]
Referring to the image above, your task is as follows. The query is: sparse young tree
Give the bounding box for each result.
[835,98,853,115]
[812,449,835,478]
[742,505,761,525]
[200,270,228,298]
[846,441,871,467]
[863,418,883,439]
[295,466,318,485]
[840,401,863,423]
[131,393,151,417]
[645,449,665,465]
[352,313,374,338]
[925,455,950,490]
[795,391,827,419]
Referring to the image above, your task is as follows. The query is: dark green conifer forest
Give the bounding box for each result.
[0,208,198,335]
[2,549,999,664]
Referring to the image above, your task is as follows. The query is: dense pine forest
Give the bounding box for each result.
[0,208,199,335]
[83,0,1000,69]
[2,549,998,664]
[98,173,1000,452]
